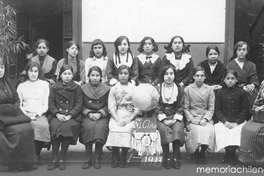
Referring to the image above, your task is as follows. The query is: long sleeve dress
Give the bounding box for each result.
[160,53,194,86]
[156,82,185,146]
[49,80,83,144]
[17,79,50,142]
[184,83,215,153]
[0,77,36,168]
[80,82,111,145]
[105,82,140,148]
[214,86,248,152]
[135,53,162,85]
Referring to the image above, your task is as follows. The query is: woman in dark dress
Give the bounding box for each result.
[80,66,111,169]
[0,57,36,172]
[47,65,83,170]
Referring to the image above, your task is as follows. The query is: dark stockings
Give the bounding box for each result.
[51,136,71,161]
[35,140,45,157]
[172,140,181,160]
[162,144,170,159]
[95,142,103,158]
[85,144,92,160]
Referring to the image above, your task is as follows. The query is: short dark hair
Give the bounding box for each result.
[160,65,177,83]
[164,35,189,53]
[87,66,102,82]
[58,65,73,81]
[24,61,43,81]
[137,36,158,53]
[205,45,220,57]
[35,39,49,49]
[116,64,132,82]
[89,39,107,57]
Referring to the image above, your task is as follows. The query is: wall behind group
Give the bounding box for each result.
[81,0,226,66]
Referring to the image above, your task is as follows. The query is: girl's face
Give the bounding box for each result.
[236,44,248,60]
[143,39,154,55]
[164,68,175,85]
[224,73,237,88]
[118,69,129,84]
[207,49,219,65]
[118,39,129,55]
[36,42,49,57]
[67,44,79,58]
[193,70,206,86]
[172,37,183,53]
[60,69,73,83]
[0,63,5,78]
[93,44,103,58]
[28,66,39,82]
[89,70,101,85]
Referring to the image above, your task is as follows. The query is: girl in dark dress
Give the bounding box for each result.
[0,57,36,172]
[156,65,185,170]
[160,35,194,87]
[47,65,83,170]
[80,66,111,169]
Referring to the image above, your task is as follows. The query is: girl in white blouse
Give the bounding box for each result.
[17,61,50,169]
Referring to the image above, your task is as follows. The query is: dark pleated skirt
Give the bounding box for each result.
[80,117,109,145]
[49,116,81,145]
[239,121,264,166]
[0,123,36,167]
[157,120,185,146]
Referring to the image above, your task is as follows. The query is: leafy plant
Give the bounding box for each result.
[0,1,28,65]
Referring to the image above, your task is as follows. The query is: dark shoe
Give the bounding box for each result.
[221,157,230,164]
[111,158,119,168]
[163,158,171,169]
[171,158,181,169]
[119,158,127,168]
[47,161,59,170]
[82,159,92,169]
[58,160,66,170]
[31,163,38,170]
[93,157,101,169]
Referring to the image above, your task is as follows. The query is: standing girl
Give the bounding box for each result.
[160,36,194,87]
[106,36,138,86]
[226,41,259,118]
[184,66,215,164]
[135,36,161,85]
[30,39,57,84]
[105,65,140,168]
[17,62,50,169]
[48,65,83,170]
[156,65,185,169]
[214,69,248,166]
[84,39,108,84]
[55,41,86,86]
[80,66,111,169]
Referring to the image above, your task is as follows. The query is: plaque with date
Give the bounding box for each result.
[140,155,163,170]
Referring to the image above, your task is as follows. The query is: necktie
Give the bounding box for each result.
[146,56,152,63]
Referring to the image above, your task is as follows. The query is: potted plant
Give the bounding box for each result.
[0,1,28,77]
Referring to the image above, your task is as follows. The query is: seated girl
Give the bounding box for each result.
[80,66,111,169]
[184,66,215,164]
[156,65,185,169]
[214,69,248,166]
[17,61,51,169]
[48,65,83,170]
[105,65,140,168]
